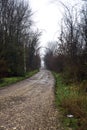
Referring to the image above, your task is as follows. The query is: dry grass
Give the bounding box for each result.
[54,72,87,130]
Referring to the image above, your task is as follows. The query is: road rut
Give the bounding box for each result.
[0,70,62,130]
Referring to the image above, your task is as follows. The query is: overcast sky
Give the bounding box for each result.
[29,0,84,47]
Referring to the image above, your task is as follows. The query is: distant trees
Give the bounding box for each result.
[0,0,40,78]
[45,2,87,82]
[25,30,41,71]
[44,41,59,71]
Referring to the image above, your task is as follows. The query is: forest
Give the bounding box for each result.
[0,0,40,78]
[45,2,87,83]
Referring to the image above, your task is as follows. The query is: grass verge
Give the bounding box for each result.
[0,70,38,88]
[53,72,87,130]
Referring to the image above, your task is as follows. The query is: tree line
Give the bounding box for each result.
[0,0,40,78]
[45,2,87,83]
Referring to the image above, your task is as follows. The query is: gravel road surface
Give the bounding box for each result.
[0,70,62,130]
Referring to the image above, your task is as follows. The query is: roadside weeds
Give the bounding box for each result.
[53,72,87,130]
[0,70,38,88]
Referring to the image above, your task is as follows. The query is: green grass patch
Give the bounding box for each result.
[53,72,87,130]
[0,70,38,88]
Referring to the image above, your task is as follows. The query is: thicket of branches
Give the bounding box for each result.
[45,3,87,82]
[0,0,40,78]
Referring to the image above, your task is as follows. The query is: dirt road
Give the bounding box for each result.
[0,70,62,130]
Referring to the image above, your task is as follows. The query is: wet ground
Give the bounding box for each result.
[0,70,63,130]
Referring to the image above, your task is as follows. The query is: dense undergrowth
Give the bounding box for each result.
[0,70,38,88]
[53,72,87,130]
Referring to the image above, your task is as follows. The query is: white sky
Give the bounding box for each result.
[29,0,84,47]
